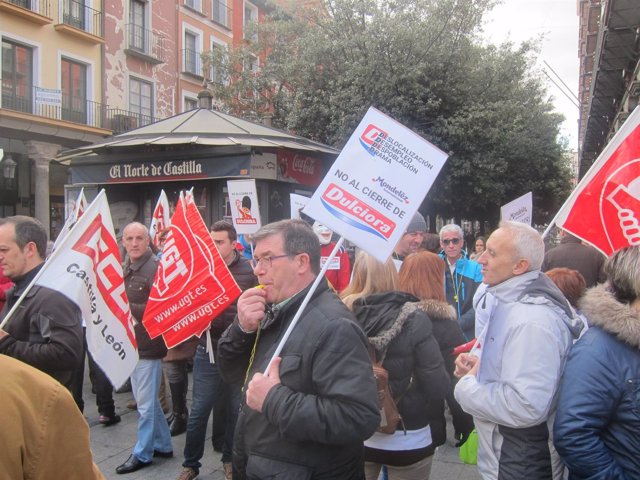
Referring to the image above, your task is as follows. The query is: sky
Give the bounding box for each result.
[481,0,580,150]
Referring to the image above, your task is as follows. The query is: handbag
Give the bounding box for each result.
[369,345,404,435]
[458,429,479,464]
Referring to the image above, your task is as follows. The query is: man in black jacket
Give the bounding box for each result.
[178,221,257,480]
[217,219,380,479]
[542,230,606,288]
[116,222,173,475]
[0,216,83,398]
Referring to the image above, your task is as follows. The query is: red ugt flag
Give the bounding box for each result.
[142,192,241,348]
[556,108,640,256]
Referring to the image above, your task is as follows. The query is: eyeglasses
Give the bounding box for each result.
[442,238,461,246]
[250,254,291,269]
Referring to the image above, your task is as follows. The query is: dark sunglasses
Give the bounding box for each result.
[442,238,461,246]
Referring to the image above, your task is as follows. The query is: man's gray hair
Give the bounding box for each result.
[252,219,321,274]
[604,246,640,304]
[439,224,463,240]
[499,221,544,270]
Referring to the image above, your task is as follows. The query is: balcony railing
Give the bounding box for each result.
[60,0,102,37]
[0,83,155,134]
[212,0,232,29]
[3,0,52,18]
[124,23,166,64]
[182,49,204,77]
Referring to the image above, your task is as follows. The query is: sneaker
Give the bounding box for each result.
[177,467,198,480]
[98,414,121,426]
[223,462,233,480]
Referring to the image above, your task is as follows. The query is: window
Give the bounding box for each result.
[185,0,201,12]
[61,58,87,123]
[130,77,153,121]
[244,54,258,73]
[63,0,86,31]
[243,1,258,40]
[184,97,198,111]
[209,41,226,84]
[212,0,229,28]
[184,31,198,75]
[1,39,33,113]
[130,0,146,52]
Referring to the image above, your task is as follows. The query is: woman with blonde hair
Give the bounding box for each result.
[341,250,449,480]
[399,252,473,448]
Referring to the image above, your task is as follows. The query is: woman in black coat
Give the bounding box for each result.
[399,252,473,448]
[341,251,450,480]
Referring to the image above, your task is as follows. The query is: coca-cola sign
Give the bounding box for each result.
[277,150,323,186]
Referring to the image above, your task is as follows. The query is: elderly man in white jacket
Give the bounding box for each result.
[454,221,583,480]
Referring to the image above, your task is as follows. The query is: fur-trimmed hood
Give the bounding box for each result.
[579,284,640,349]
[352,291,456,352]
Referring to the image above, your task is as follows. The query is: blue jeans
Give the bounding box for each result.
[183,345,241,470]
[131,359,173,463]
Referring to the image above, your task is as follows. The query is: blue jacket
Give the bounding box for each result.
[554,285,640,480]
[439,252,483,340]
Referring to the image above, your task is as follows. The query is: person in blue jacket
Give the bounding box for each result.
[438,224,483,340]
[554,245,640,479]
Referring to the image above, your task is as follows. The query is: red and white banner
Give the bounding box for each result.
[36,190,138,388]
[554,107,640,256]
[149,190,171,249]
[143,192,241,348]
[52,188,88,252]
[227,179,262,234]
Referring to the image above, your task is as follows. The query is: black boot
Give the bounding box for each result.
[169,380,188,436]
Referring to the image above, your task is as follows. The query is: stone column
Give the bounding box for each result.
[25,141,60,237]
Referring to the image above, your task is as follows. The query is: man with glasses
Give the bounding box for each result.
[217,219,379,479]
[439,224,483,341]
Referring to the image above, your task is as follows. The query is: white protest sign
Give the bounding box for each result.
[500,192,533,225]
[303,107,448,263]
[290,193,310,219]
[227,179,262,234]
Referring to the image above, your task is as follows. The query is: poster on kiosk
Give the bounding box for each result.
[304,107,449,263]
[227,179,262,235]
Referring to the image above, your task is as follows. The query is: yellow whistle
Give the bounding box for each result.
[255,284,265,289]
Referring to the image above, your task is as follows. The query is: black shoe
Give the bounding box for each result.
[153,450,173,458]
[115,455,151,474]
[170,412,188,436]
[99,414,121,426]
[115,379,132,394]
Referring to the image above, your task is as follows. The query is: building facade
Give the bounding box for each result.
[577,0,640,177]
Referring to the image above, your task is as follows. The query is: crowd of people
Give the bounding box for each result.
[0,211,639,480]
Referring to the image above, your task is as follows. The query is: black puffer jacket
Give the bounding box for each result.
[352,292,450,432]
[123,250,166,360]
[218,280,380,480]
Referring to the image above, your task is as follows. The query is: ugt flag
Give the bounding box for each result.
[143,192,242,348]
[36,190,138,388]
[149,190,171,249]
[555,107,640,255]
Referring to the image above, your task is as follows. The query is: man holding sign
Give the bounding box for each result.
[217,219,379,479]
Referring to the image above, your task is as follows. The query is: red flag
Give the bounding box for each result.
[142,193,241,347]
[555,108,640,255]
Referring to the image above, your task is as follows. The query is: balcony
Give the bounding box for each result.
[124,23,166,65]
[0,0,53,24]
[54,0,103,43]
[0,83,155,134]
[212,0,232,29]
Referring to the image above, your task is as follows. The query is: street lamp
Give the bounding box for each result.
[1,154,17,180]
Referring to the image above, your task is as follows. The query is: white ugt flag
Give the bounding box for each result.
[149,190,171,249]
[52,188,88,252]
[37,190,138,388]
